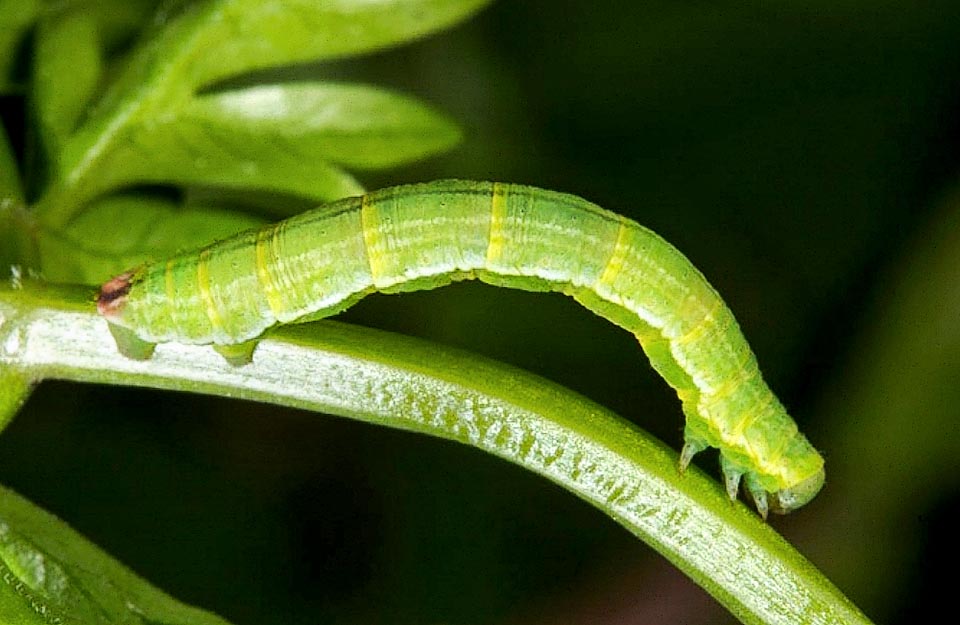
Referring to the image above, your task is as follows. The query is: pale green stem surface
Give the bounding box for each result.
[0,282,872,625]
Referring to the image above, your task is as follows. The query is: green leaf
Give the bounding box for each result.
[0,282,876,625]
[39,0,490,225]
[73,129,366,205]
[0,483,236,625]
[186,83,462,170]
[178,0,496,87]
[62,82,459,202]
[32,6,102,160]
[37,193,266,284]
[0,0,40,93]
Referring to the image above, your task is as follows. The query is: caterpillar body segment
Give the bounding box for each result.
[98,180,825,515]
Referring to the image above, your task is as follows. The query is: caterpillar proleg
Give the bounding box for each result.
[98,180,825,516]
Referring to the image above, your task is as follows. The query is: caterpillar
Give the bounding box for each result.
[97,179,824,517]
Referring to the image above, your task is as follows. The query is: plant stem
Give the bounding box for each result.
[0,281,873,625]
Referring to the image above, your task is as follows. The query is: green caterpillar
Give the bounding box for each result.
[97,179,824,517]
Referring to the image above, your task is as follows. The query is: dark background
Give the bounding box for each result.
[4,1,960,623]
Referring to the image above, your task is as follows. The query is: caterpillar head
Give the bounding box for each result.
[770,467,825,514]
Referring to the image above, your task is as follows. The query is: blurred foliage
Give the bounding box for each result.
[1,0,959,624]
[0,483,235,624]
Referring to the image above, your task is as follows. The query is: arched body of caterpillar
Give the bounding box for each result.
[98,179,824,517]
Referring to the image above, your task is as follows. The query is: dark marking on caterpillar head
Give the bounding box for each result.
[97,272,134,319]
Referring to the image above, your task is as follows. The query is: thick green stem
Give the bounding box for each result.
[0,282,872,625]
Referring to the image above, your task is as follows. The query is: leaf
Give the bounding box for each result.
[0,0,40,93]
[177,0,496,87]
[0,483,236,625]
[40,0,491,226]
[37,193,265,284]
[185,83,462,170]
[74,130,366,205]
[63,82,458,202]
[32,6,102,160]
